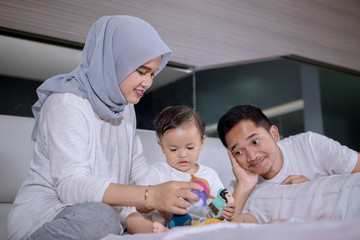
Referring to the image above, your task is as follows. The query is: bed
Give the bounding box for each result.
[103,218,360,240]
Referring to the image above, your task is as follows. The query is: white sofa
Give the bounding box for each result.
[0,114,234,240]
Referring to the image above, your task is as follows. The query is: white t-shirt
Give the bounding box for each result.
[258,131,358,184]
[244,173,360,224]
[138,162,224,220]
[8,93,150,240]
[244,131,358,223]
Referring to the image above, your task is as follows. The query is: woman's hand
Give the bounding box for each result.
[280,175,310,185]
[228,150,258,189]
[147,181,203,215]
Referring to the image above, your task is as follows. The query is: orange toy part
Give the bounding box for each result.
[192,218,222,226]
[190,174,215,199]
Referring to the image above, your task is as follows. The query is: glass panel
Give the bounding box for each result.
[269,110,304,139]
[135,69,193,129]
[195,59,304,138]
[319,69,360,150]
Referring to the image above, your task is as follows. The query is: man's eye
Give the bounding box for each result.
[234,150,243,156]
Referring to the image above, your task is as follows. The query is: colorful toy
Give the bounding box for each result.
[208,188,234,219]
[190,174,215,209]
[166,177,232,229]
[167,213,193,229]
[192,218,222,226]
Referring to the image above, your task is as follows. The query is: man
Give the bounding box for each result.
[217,104,360,223]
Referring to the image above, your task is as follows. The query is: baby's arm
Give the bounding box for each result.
[222,204,235,221]
[136,205,154,214]
[125,212,155,233]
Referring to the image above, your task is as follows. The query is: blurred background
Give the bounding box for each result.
[0,0,359,150]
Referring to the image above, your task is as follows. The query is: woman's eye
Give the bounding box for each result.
[150,73,155,78]
[253,139,260,144]
[136,70,146,75]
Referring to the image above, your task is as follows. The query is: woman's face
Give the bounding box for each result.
[119,56,162,104]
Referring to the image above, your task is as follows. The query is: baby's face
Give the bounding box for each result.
[158,122,205,174]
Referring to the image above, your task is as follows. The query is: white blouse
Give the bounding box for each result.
[8,93,149,240]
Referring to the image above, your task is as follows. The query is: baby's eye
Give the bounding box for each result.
[170,148,177,152]
[187,147,194,150]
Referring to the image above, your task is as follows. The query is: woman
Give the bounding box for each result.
[8,15,202,240]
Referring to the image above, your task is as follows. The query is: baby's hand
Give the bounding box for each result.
[222,204,235,221]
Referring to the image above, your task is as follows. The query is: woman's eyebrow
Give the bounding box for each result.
[138,65,159,71]
[138,65,151,70]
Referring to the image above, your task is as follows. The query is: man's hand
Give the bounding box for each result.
[280,175,310,185]
[228,150,258,218]
[228,150,258,189]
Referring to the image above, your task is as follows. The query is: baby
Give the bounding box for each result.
[125,106,234,233]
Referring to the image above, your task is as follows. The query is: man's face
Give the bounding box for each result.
[225,120,282,180]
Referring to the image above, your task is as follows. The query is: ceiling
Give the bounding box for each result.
[0,0,359,74]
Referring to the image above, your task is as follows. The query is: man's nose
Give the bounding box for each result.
[247,149,258,162]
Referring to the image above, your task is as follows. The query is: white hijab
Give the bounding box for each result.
[31,15,172,140]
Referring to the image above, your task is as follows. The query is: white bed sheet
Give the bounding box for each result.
[103,219,360,240]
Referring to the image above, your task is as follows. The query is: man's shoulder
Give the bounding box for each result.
[279,131,318,144]
[279,131,331,146]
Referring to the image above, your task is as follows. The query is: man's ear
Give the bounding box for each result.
[269,125,280,142]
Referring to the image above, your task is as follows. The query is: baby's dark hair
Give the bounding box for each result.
[217,104,271,148]
[154,106,205,139]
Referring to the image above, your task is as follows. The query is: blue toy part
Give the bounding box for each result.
[168,213,193,229]
[208,188,230,219]
[190,189,208,209]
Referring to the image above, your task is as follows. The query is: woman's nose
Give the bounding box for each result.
[142,75,153,89]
